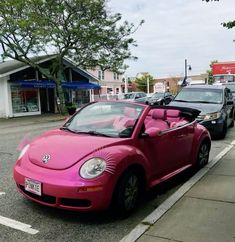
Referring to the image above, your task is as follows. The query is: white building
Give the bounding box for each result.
[0,55,100,118]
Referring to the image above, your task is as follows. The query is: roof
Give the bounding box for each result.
[0,55,56,77]
[0,55,99,82]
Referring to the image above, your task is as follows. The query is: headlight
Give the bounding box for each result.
[80,158,106,179]
[18,144,30,160]
[204,112,221,121]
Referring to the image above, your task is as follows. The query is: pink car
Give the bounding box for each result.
[13,101,211,215]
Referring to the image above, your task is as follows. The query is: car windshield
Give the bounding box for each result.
[174,88,223,104]
[152,93,164,98]
[64,102,144,138]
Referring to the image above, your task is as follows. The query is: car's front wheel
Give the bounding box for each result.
[196,142,210,169]
[218,121,227,139]
[112,169,142,217]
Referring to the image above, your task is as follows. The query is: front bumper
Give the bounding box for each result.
[197,117,224,137]
[13,159,115,212]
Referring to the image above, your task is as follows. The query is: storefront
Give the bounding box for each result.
[0,56,100,118]
[9,80,56,116]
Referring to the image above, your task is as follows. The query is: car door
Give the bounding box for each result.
[224,88,234,126]
[139,122,195,180]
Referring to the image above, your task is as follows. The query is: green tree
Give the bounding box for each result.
[0,0,143,114]
[206,60,218,84]
[202,0,235,30]
[135,74,154,93]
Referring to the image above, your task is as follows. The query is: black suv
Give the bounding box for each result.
[170,85,234,139]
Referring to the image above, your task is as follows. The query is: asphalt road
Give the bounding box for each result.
[0,118,234,242]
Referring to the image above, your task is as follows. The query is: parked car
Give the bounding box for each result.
[170,85,234,139]
[146,92,174,105]
[221,82,235,107]
[14,101,211,216]
[118,92,147,102]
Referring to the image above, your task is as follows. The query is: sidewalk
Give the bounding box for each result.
[124,141,235,242]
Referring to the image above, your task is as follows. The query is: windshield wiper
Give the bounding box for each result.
[173,100,189,102]
[75,130,113,137]
[60,127,78,133]
[189,101,220,104]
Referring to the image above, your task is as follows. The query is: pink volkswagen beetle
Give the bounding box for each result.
[13,101,211,215]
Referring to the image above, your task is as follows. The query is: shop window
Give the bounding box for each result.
[11,86,39,113]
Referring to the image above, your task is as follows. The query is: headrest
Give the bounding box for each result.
[124,107,137,118]
[166,109,180,118]
[152,109,165,120]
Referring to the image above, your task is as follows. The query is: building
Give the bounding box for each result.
[88,67,124,95]
[0,55,100,118]
[153,73,208,95]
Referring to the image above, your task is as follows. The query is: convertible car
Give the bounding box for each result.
[14,101,211,215]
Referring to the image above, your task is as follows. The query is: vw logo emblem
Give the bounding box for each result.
[42,154,51,163]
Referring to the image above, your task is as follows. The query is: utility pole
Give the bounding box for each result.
[124,75,128,93]
[147,76,150,94]
[185,59,188,80]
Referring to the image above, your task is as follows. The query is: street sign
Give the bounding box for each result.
[154,82,165,93]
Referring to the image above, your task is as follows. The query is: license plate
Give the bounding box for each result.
[25,178,42,196]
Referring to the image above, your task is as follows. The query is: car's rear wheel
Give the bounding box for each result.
[196,142,210,169]
[229,118,234,128]
[112,169,142,217]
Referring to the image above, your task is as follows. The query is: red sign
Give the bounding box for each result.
[212,62,235,75]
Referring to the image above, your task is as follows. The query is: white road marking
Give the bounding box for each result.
[0,215,39,234]
[120,139,235,242]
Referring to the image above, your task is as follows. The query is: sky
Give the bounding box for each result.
[107,0,235,78]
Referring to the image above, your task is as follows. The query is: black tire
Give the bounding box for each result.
[112,169,142,217]
[218,121,227,139]
[229,118,234,128]
[196,142,210,169]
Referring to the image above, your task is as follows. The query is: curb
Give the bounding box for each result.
[120,139,235,242]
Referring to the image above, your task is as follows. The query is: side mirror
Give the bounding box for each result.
[145,127,161,137]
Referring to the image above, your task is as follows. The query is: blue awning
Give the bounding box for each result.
[61,81,101,90]
[13,80,56,89]
[12,80,101,90]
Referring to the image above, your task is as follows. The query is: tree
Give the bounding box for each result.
[0,0,143,114]
[135,73,154,93]
[202,0,235,30]
[206,60,218,84]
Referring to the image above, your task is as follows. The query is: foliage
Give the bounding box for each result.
[222,21,235,29]
[206,60,218,84]
[202,0,234,30]
[0,0,143,114]
[135,74,154,92]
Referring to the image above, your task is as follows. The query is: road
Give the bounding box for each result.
[0,118,234,242]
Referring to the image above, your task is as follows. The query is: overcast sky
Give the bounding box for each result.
[108,0,235,78]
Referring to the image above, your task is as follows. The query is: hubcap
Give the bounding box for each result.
[124,175,139,211]
[198,144,209,167]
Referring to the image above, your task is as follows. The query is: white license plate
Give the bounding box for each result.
[25,178,42,196]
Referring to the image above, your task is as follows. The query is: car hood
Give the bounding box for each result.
[170,101,223,115]
[27,129,123,170]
